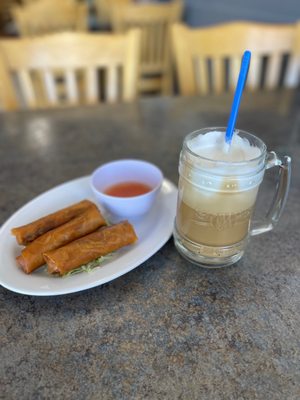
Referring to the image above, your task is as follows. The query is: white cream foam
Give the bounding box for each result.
[188,130,261,162]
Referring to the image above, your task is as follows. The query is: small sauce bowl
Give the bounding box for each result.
[90,159,163,218]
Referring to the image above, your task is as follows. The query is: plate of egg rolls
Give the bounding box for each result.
[0,176,177,296]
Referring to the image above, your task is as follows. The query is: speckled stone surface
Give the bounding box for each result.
[0,91,299,400]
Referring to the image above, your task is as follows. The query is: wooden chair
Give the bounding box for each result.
[171,22,298,96]
[111,0,183,95]
[94,0,132,29]
[0,3,9,35]
[0,30,141,111]
[288,21,300,87]
[12,0,88,36]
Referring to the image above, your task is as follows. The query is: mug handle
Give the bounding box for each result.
[250,151,291,236]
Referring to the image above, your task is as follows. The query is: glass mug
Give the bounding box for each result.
[173,127,291,268]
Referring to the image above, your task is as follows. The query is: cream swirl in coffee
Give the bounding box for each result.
[176,130,264,248]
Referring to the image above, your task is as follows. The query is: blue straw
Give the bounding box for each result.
[225,50,251,144]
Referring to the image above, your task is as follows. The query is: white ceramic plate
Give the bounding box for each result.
[0,176,177,296]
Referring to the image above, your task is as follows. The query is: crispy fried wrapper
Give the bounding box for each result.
[44,221,138,276]
[16,205,106,274]
[11,199,94,246]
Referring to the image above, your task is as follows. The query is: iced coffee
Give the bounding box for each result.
[174,128,266,267]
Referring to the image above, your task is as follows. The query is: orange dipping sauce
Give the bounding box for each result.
[104,181,152,197]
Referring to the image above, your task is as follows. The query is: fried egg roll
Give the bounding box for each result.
[44,221,138,275]
[11,199,94,245]
[16,205,106,274]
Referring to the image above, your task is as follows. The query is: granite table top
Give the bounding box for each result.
[0,90,299,399]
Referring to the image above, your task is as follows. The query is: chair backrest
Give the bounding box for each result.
[290,21,300,85]
[12,0,87,36]
[172,22,297,96]
[94,0,132,28]
[0,30,141,111]
[112,1,183,74]
[0,0,14,22]
[19,0,38,4]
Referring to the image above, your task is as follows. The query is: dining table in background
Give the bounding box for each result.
[0,89,299,399]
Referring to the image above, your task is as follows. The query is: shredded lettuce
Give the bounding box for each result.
[63,254,114,277]
[62,217,114,277]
